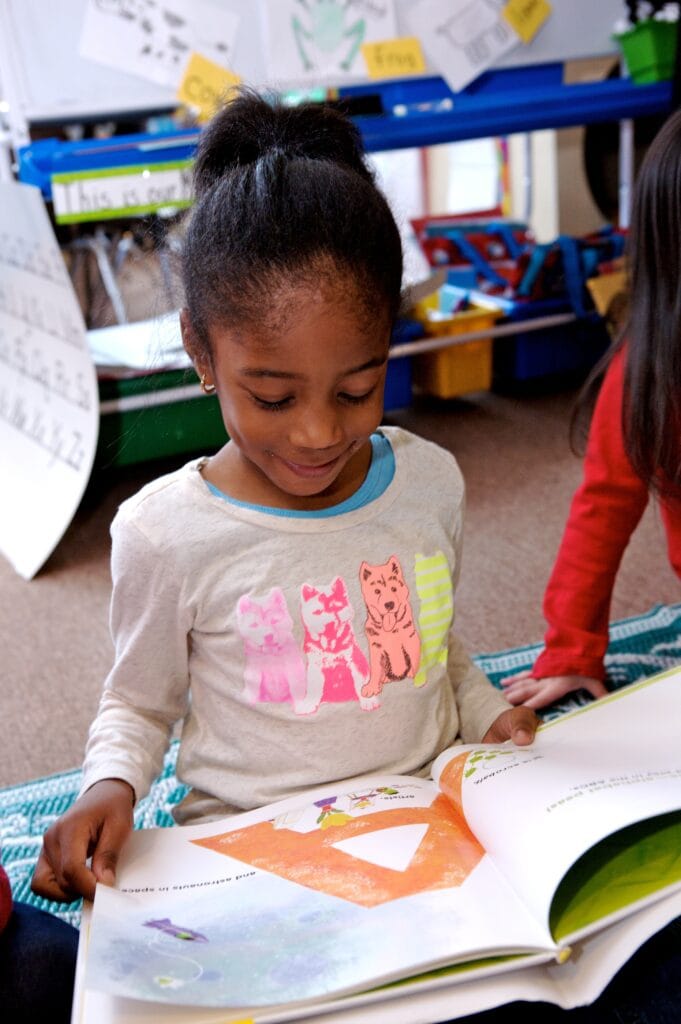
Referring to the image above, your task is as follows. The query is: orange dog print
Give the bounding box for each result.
[359,556,421,697]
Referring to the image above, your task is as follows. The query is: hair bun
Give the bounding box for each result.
[192,87,373,197]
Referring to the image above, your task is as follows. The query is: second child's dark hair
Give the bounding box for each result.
[182,88,403,357]
[572,108,681,493]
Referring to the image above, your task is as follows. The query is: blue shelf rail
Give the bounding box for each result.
[17,129,201,201]
[344,63,674,151]
[16,64,674,203]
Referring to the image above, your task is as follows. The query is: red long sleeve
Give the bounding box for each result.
[0,862,12,934]
[533,348,652,681]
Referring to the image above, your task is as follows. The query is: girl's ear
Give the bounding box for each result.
[179,308,198,360]
[180,308,210,379]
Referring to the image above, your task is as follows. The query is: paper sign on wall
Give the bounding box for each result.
[361,37,427,79]
[78,0,240,89]
[502,0,552,44]
[177,52,242,122]
[260,0,398,86]
[52,161,194,224]
[404,0,520,94]
[0,183,99,579]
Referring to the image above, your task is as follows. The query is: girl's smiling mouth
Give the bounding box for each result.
[278,453,345,479]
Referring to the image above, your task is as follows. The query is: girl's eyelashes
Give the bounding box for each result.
[252,395,293,412]
[338,387,376,405]
[250,386,377,411]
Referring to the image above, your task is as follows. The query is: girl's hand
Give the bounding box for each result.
[31,778,135,903]
[501,671,608,710]
[483,707,539,746]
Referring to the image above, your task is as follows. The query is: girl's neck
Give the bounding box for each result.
[201,438,375,512]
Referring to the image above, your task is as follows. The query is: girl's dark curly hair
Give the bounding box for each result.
[182,88,403,360]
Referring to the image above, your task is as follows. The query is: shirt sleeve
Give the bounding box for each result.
[0,863,12,934]
[533,348,649,682]
[446,482,511,743]
[80,511,193,802]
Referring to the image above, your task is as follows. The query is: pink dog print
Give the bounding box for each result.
[359,556,421,698]
[301,577,378,713]
[236,588,308,713]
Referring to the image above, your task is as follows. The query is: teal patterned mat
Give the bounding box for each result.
[2,602,680,930]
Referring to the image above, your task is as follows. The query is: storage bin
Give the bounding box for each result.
[96,369,227,467]
[411,306,500,399]
[614,18,678,84]
[384,318,422,411]
[384,353,413,410]
[490,298,610,386]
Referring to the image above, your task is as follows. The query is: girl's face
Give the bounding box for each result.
[183,281,391,510]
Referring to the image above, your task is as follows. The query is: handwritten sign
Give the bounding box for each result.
[405,0,519,93]
[361,37,426,79]
[0,183,99,579]
[177,52,242,123]
[78,0,240,90]
[502,0,552,44]
[51,162,194,224]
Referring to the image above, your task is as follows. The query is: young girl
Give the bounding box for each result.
[502,106,681,712]
[31,89,536,906]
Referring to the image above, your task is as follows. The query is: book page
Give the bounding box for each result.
[432,667,681,935]
[83,773,551,1011]
[74,881,681,1024]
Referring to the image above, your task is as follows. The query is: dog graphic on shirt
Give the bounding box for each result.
[236,587,308,712]
[359,556,421,698]
[300,576,379,713]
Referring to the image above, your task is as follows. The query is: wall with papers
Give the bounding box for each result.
[0,0,625,127]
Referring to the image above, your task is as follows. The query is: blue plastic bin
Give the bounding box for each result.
[479,296,610,385]
[384,318,421,410]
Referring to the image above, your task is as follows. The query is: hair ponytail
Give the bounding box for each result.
[182,88,402,359]
[192,88,375,197]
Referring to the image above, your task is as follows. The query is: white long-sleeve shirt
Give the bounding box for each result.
[81,427,510,823]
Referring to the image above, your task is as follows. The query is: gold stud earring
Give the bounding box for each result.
[200,374,216,395]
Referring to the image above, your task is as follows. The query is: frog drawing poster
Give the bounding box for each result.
[260,0,399,86]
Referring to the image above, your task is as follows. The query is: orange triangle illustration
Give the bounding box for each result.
[193,789,483,908]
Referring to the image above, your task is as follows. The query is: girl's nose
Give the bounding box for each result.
[289,402,343,451]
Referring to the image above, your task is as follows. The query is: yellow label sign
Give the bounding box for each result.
[502,0,552,44]
[361,37,426,79]
[177,52,241,122]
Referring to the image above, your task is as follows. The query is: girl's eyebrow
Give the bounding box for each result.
[240,355,388,381]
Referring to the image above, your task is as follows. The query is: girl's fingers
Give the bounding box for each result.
[91,814,133,889]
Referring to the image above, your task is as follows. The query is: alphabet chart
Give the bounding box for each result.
[0,182,99,578]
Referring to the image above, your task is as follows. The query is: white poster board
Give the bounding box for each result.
[0,182,99,578]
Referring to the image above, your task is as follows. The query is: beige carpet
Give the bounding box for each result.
[0,384,677,788]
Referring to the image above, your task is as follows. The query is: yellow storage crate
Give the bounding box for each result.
[411,306,501,399]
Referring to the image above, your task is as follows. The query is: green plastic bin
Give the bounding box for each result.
[96,369,227,468]
[614,19,678,84]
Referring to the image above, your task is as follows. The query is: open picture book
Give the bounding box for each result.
[72,664,681,1024]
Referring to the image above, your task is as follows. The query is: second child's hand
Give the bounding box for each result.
[501,671,608,710]
[31,778,135,903]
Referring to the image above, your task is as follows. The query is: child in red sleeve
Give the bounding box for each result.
[0,863,11,934]
[502,107,681,711]
[0,860,78,1022]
